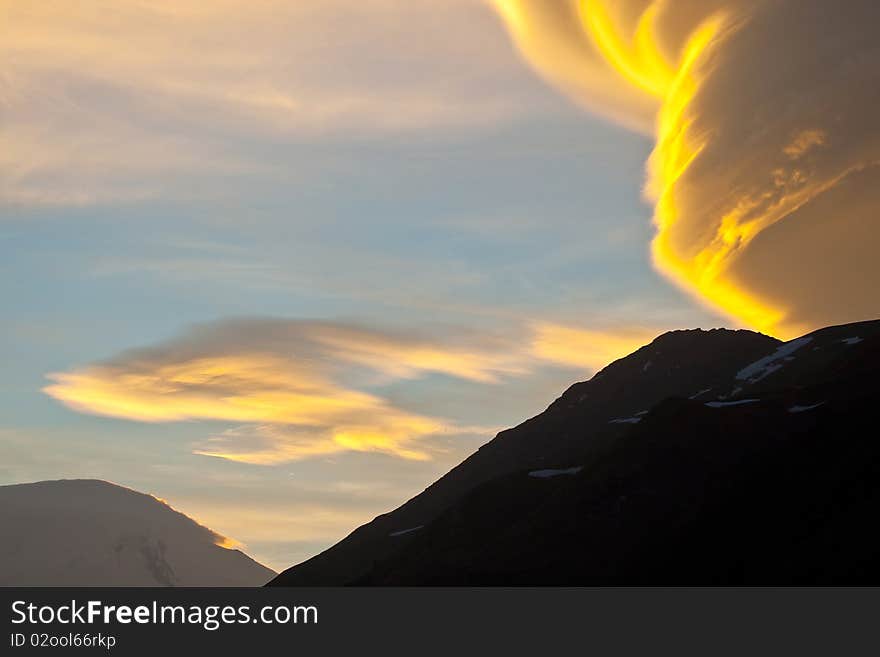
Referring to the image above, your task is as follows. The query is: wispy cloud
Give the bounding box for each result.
[43,317,661,464]
[1,0,551,206]
[530,322,660,371]
[43,319,522,463]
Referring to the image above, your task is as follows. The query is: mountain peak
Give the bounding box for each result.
[566,326,778,400]
[650,326,776,343]
[269,322,781,586]
[0,479,274,586]
[270,318,880,586]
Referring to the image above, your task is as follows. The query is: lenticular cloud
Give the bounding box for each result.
[491,0,880,338]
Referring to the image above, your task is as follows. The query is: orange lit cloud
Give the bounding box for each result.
[491,0,880,337]
[530,322,660,370]
[487,0,657,133]
[43,318,660,464]
[145,492,243,551]
[43,320,521,463]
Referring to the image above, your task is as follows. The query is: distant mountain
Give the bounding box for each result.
[0,479,274,586]
[270,319,880,585]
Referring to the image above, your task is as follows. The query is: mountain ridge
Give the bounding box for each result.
[355,321,880,583]
[0,478,275,586]
[271,322,873,586]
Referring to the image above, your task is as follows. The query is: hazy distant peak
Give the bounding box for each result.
[0,479,274,586]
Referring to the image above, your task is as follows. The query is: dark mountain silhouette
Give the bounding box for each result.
[353,321,880,585]
[0,479,275,586]
[270,322,880,585]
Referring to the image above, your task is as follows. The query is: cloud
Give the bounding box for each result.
[43,319,523,463]
[488,0,658,133]
[43,317,660,464]
[1,0,550,205]
[530,322,660,370]
[491,0,880,338]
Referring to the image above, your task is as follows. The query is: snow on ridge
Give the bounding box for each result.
[529,466,583,479]
[389,525,424,537]
[689,388,712,400]
[842,337,863,345]
[609,417,642,425]
[788,402,825,413]
[736,337,813,383]
[705,399,760,408]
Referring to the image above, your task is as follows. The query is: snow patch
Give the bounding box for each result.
[389,525,424,537]
[609,417,642,424]
[842,336,863,345]
[705,399,760,408]
[788,402,825,413]
[689,388,712,400]
[736,337,812,383]
[642,360,652,372]
[529,467,583,479]
[719,386,743,401]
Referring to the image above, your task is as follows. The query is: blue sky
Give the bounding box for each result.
[0,0,739,570]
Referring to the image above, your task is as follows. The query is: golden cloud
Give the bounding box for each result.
[491,0,880,338]
[530,322,659,370]
[43,320,519,463]
[44,318,659,464]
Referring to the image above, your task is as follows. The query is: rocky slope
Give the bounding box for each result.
[271,324,815,585]
[356,321,880,584]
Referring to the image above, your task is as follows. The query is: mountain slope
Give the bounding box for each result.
[270,326,780,586]
[361,336,880,582]
[352,319,880,584]
[0,479,275,586]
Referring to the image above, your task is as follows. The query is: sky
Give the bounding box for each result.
[2,0,877,571]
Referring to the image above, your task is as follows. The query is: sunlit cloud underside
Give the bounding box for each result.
[491,0,880,339]
[44,319,659,464]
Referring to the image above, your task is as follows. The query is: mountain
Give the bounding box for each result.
[0,479,274,586]
[270,319,880,585]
